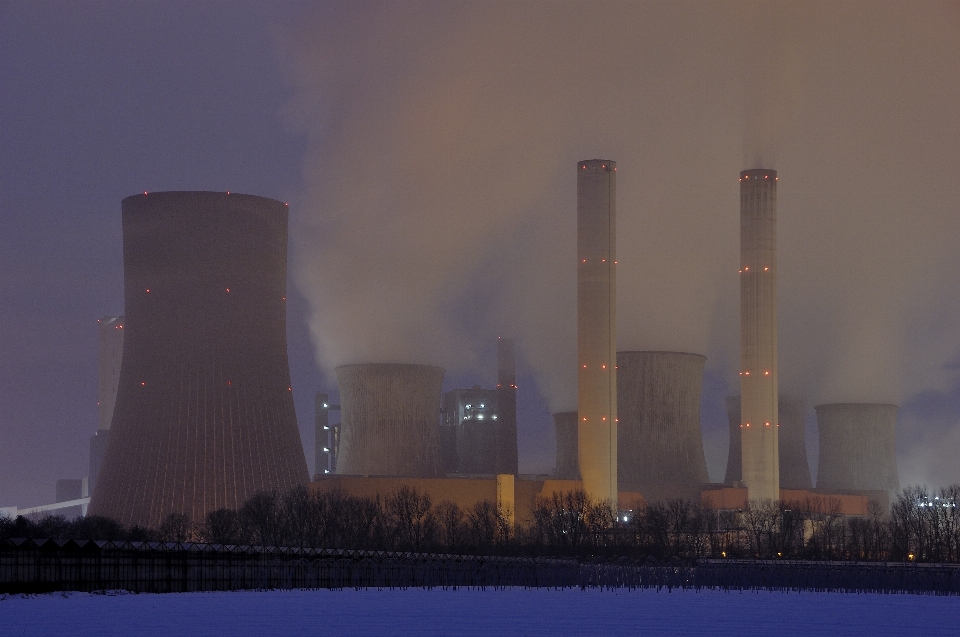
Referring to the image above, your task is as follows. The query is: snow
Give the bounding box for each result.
[1,588,958,636]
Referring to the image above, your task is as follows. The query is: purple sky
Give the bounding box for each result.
[2,1,960,508]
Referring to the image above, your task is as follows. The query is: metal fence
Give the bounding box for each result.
[3,539,960,595]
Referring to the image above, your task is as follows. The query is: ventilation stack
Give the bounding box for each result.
[495,336,518,474]
[617,351,708,486]
[725,395,812,490]
[553,411,579,480]
[739,168,779,502]
[336,363,444,477]
[577,159,617,505]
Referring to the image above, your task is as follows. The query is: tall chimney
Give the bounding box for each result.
[739,168,779,502]
[577,159,617,505]
[495,336,518,474]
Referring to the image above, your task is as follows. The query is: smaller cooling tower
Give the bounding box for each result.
[617,351,708,485]
[554,411,579,480]
[335,364,444,477]
[724,395,812,489]
[815,403,899,493]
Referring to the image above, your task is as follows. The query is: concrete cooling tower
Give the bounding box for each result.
[617,351,708,485]
[88,192,309,529]
[335,364,444,477]
[553,411,579,480]
[725,395,812,490]
[815,403,899,493]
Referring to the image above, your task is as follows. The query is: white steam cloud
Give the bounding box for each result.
[276,2,960,484]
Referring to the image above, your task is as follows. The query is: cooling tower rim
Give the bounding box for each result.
[740,168,777,178]
[335,362,446,374]
[122,191,286,207]
[617,350,706,360]
[814,402,899,410]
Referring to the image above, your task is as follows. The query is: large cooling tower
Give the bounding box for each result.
[815,403,899,493]
[725,395,812,490]
[739,168,779,501]
[577,159,617,505]
[335,363,444,477]
[554,411,579,480]
[617,351,708,485]
[88,192,309,529]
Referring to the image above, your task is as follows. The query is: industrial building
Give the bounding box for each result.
[617,351,709,489]
[816,403,900,494]
[441,387,498,474]
[739,168,780,502]
[88,191,309,529]
[335,363,444,478]
[577,159,618,505]
[725,395,812,490]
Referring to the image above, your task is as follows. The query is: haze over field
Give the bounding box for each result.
[1,1,959,506]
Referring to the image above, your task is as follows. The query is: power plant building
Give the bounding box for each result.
[815,403,900,493]
[335,363,444,478]
[441,387,498,474]
[739,168,779,502]
[88,191,309,529]
[725,395,812,490]
[577,159,617,505]
[617,351,709,487]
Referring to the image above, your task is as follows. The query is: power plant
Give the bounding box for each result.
[577,159,618,506]
[335,363,445,478]
[18,160,909,529]
[88,192,309,529]
[816,403,900,494]
[617,351,709,488]
[725,395,812,490]
[739,168,780,502]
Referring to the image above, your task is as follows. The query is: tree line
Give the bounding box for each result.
[2,484,958,563]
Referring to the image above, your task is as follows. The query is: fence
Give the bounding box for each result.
[3,539,960,595]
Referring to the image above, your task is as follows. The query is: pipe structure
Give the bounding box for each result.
[335,363,444,477]
[495,336,518,474]
[617,351,708,485]
[89,192,309,529]
[739,168,779,502]
[725,395,812,490]
[553,411,580,480]
[577,159,617,505]
[815,403,900,493]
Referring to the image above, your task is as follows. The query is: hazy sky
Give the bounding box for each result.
[2,1,959,508]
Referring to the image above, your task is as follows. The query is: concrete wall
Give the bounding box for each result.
[553,411,579,480]
[89,192,309,529]
[577,159,617,505]
[739,168,779,501]
[336,363,444,478]
[725,395,812,490]
[617,351,708,485]
[816,403,899,493]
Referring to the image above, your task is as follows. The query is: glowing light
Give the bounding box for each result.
[287,387,292,391]
[582,417,587,421]
[765,422,770,426]
[145,289,151,293]
[744,371,750,375]
[602,417,606,421]
[582,364,587,368]
[601,364,606,369]
[140,382,146,386]
[744,266,749,271]
[764,370,770,375]
[282,297,286,301]
[143,191,148,195]
[764,267,769,271]
[227,381,232,385]
[227,191,230,195]
[745,423,750,427]
[226,288,230,293]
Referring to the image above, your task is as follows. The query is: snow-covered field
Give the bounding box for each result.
[1,587,958,636]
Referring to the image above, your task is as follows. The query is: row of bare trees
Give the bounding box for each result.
[4,485,959,562]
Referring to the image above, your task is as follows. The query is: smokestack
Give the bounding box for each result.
[815,403,899,493]
[335,363,444,477]
[88,192,309,529]
[739,168,779,502]
[617,351,708,485]
[577,159,617,505]
[553,411,579,480]
[725,395,812,489]
[495,336,518,474]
